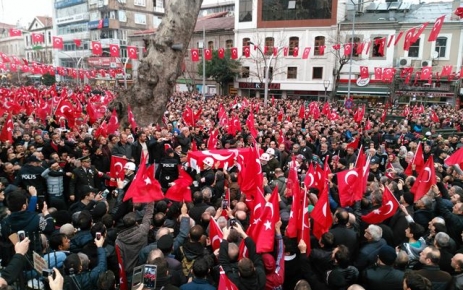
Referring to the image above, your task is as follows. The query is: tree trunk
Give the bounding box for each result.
[111,0,203,128]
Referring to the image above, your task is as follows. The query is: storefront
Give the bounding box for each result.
[335,78,391,104]
[394,78,458,106]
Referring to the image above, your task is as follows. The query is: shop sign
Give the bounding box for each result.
[356,77,370,87]
[238,82,280,90]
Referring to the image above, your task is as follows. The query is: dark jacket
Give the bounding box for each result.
[330,225,359,258]
[111,141,133,160]
[414,265,452,290]
[179,278,216,290]
[63,247,107,290]
[14,164,47,195]
[354,239,387,272]
[177,133,192,153]
[436,197,463,246]
[70,230,93,253]
[1,253,27,284]
[1,210,54,237]
[219,237,266,290]
[363,264,404,290]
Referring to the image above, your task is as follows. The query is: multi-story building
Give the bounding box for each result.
[200,0,234,17]
[24,16,54,65]
[0,22,25,59]
[234,0,338,100]
[53,0,163,83]
[338,0,463,107]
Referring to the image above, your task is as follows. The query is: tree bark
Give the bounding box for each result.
[111,0,203,128]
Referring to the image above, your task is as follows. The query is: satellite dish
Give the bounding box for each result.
[431,51,439,59]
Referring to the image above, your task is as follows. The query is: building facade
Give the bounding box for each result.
[234,0,338,100]
[24,16,54,65]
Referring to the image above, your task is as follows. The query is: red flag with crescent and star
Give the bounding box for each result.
[205,48,212,60]
[208,218,223,252]
[109,156,127,186]
[411,157,436,201]
[428,15,446,41]
[92,41,103,55]
[361,186,399,224]
[52,36,63,49]
[109,44,120,57]
[0,114,14,144]
[127,46,138,59]
[191,49,199,62]
[311,183,332,239]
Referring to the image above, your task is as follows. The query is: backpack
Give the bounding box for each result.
[179,246,195,277]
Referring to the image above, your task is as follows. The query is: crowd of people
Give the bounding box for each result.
[0,82,463,290]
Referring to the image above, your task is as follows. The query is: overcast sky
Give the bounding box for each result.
[0,0,53,27]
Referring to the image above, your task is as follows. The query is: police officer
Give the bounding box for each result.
[14,155,47,197]
[155,148,179,191]
[69,156,110,202]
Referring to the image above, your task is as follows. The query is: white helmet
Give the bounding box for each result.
[260,153,270,161]
[124,162,136,171]
[203,157,214,167]
[266,148,275,155]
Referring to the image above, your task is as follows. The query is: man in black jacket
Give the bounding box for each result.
[363,245,404,290]
[14,155,46,197]
[219,223,266,290]
[155,148,179,191]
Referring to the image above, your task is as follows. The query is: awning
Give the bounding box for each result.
[336,85,390,95]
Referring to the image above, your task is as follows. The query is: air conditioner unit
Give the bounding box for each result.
[421,59,432,67]
[398,57,411,67]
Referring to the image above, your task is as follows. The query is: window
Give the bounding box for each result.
[372,36,386,58]
[408,38,420,58]
[435,37,447,58]
[119,11,127,22]
[109,11,116,19]
[312,67,323,79]
[197,41,203,55]
[208,41,214,50]
[239,0,252,22]
[153,16,162,27]
[242,66,250,78]
[226,39,233,48]
[314,36,325,55]
[289,37,299,56]
[287,67,297,79]
[263,67,273,79]
[347,36,361,57]
[242,37,250,54]
[134,0,146,6]
[48,31,51,44]
[262,0,332,21]
[134,14,147,25]
[26,35,29,46]
[265,37,274,56]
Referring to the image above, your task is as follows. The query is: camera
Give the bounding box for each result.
[18,231,25,241]
[42,269,54,278]
[96,232,102,240]
[143,264,157,289]
[101,189,110,199]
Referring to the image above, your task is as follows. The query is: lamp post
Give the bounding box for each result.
[347,0,357,102]
[323,79,330,102]
[248,41,282,107]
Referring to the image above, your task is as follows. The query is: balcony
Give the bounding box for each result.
[61,32,90,41]
[105,0,119,10]
[100,39,121,46]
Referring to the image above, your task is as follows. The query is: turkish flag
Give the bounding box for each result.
[227,116,241,136]
[207,128,219,150]
[403,27,416,51]
[127,105,137,132]
[0,114,13,144]
[332,44,341,50]
[92,41,102,55]
[283,47,289,56]
[273,47,278,57]
[109,156,127,185]
[205,48,212,60]
[182,106,195,127]
[124,156,164,203]
[243,46,250,58]
[420,66,432,80]
[411,22,429,43]
[55,99,74,119]
[441,65,452,77]
[298,104,305,119]
[218,48,225,59]
[387,35,394,47]
[405,142,425,176]
[52,37,63,49]
[428,15,446,41]
[73,39,81,47]
[344,43,352,56]
[456,7,463,18]
[356,42,365,55]
[191,49,199,62]
[293,46,299,57]
[382,68,395,82]
[445,146,463,168]
[380,109,387,122]
[375,37,386,56]
[374,67,383,80]
[218,266,239,290]
[337,167,363,207]
[360,66,369,79]
[302,47,311,59]
[31,33,44,43]
[311,185,332,239]
[208,218,223,252]
[318,45,325,55]
[237,146,263,203]
[9,63,17,72]
[109,44,120,57]
[127,46,138,59]
[115,245,128,290]
[394,31,404,46]
[247,187,279,253]
[10,56,21,64]
[303,163,317,189]
[0,52,9,63]
[361,187,399,224]
[231,47,238,59]
[299,188,312,255]
[8,29,21,37]
[411,157,436,201]
[165,167,193,202]
[107,109,119,134]
[321,102,330,115]
[431,110,439,123]
[246,111,258,139]
[329,111,340,121]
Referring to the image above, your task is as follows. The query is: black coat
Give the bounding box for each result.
[363,264,404,290]
[330,225,359,258]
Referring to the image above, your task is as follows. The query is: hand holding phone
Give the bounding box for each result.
[18,230,25,241]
